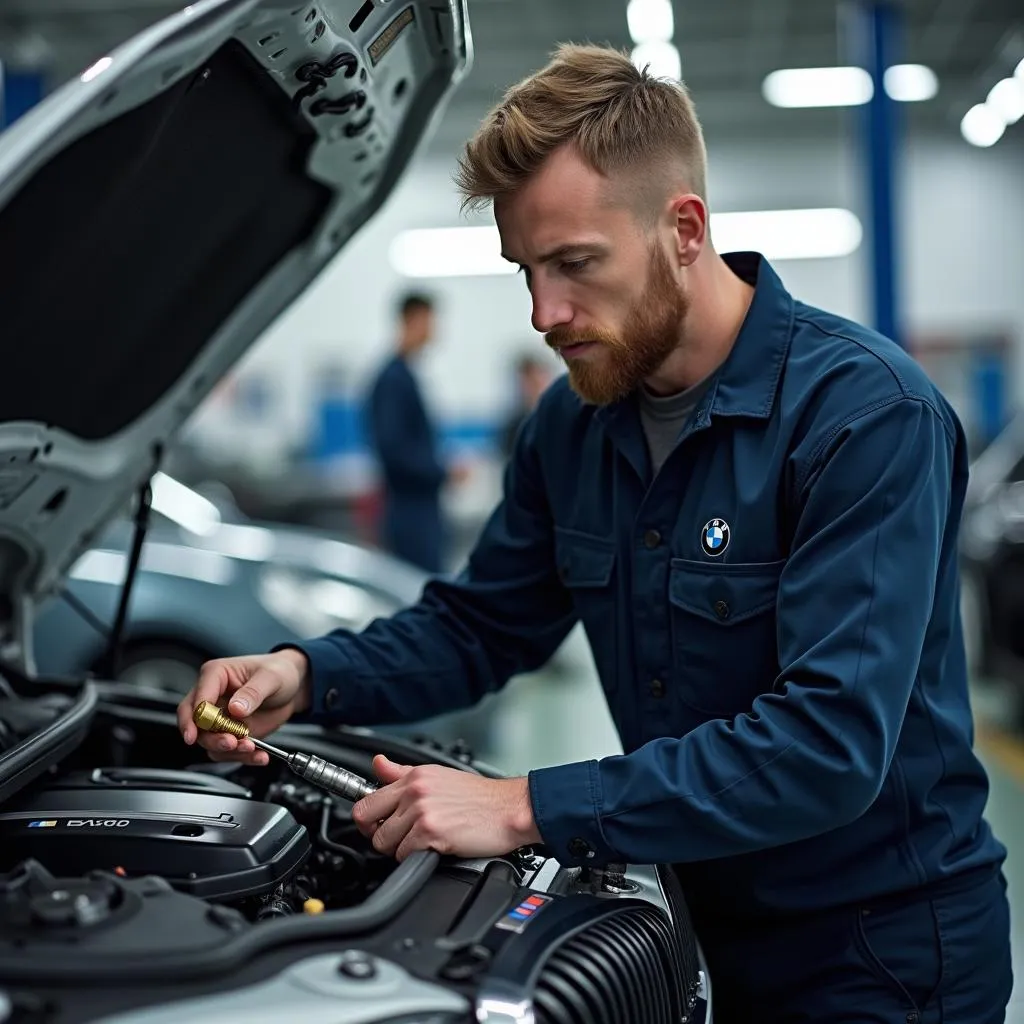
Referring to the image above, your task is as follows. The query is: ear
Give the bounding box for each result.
[671,194,707,267]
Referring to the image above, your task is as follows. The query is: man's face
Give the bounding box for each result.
[405,307,434,350]
[495,147,687,405]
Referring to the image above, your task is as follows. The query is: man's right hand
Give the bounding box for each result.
[176,648,312,766]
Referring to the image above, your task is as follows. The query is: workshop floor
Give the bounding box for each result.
[450,627,1024,1020]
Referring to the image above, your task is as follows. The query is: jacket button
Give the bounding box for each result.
[713,600,730,620]
[568,837,594,859]
[643,529,661,549]
[324,688,341,710]
[649,678,666,698]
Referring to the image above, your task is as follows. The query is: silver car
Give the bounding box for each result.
[33,471,430,692]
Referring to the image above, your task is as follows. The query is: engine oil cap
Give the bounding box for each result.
[303,898,325,915]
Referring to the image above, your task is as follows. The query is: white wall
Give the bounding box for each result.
[187,131,1024,459]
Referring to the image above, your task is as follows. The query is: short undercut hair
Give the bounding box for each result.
[455,43,708,217]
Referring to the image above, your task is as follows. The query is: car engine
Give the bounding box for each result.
[0,682,710,1024]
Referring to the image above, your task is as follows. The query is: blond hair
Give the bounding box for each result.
[455,43,708,216]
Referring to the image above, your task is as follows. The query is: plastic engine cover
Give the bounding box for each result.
[0,768,310,900]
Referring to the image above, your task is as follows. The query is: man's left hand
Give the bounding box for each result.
[352,755,542,862]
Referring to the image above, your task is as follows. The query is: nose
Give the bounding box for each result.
[530,281,573,335]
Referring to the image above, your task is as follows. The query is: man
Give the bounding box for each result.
[366,291,450,573]
[499,353,554,459]
[179,44,1012,1021]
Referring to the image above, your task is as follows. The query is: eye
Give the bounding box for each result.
[561,258,591,274]
[518,266,532,287]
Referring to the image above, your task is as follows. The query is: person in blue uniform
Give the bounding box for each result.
[178,44,1012,1021]
[365,292,449,574]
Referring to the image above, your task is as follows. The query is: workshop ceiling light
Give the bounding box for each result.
[986,77,1024,125]
[883,63,938,102]
[710,208,863,261]
[961,102,1006,147]
[630,40,681,81]
[763,64,938,108]
[390,226,515,278]
[626,0,674,45]
[390,209,863,278]
[763,66,873,107]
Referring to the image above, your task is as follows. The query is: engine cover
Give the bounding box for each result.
[0,768,310,900]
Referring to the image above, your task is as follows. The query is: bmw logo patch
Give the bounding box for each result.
[701,518,730,557]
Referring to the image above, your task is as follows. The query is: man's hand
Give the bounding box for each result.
[352,755,542,862]
[176,649,312,766]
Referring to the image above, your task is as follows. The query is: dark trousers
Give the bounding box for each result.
[696,871,1013,1023]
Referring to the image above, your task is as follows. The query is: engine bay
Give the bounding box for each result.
[0,763,385,922]
[0,683,479,934]
[0,682,708,1024]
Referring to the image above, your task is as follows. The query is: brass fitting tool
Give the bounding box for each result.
[192,700,378,802]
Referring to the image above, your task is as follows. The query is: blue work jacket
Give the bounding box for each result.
[298,253,1005,918]
[367,354,446,497]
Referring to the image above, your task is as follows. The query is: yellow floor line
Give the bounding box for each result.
[975,720,1024,787]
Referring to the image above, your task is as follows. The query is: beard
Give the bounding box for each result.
[546,244,688,406]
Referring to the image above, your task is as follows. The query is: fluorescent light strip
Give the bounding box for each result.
[986,77,1024,126]
[763,64,938,108]
[389,210,862,278]
[959,61,1024,147]
[764,66,873,108]
[961,103,1005,148]
[626,0,674,45]
[884,63,938,102]
[630,40,681,81]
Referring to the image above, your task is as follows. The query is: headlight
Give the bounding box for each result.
[258,566,398,638]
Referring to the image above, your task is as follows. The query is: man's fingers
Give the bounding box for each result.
[372,807,415,857]
[227,668,280,720]
[353,783,403,835]
[177,699,197,745]
[194,661,229,709]
[180,661,231,744]
[372,754,414,784]
[197,732,238,754]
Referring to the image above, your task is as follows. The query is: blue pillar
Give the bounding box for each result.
[843,1,904,348]
[1,68,45,130]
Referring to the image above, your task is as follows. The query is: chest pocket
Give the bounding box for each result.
[669,558,784,717]
[554,527,618,694]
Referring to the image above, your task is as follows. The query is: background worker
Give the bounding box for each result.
[366,291,454,574]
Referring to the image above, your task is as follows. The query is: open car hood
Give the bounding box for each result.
[0,0,470,672]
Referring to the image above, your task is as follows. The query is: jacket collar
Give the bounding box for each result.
[595,251,795,435]
[707,252,794,420]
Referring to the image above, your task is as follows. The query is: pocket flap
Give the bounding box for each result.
[554,527,616,587]
[669,558,785,625]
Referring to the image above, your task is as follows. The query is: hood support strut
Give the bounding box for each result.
[99,475,154,680]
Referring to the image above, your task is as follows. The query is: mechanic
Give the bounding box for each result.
[179,44,1012,1022]
[365,291,453,574]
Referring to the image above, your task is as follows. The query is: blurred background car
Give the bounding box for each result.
[960,416,1024,721]
[31,472,430,693]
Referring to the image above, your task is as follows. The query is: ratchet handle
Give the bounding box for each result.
[290,752,378,801]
